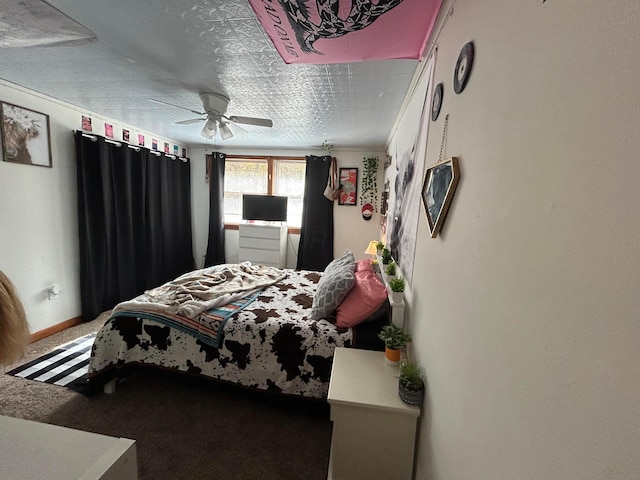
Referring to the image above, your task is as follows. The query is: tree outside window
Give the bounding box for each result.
[224,156,306,228]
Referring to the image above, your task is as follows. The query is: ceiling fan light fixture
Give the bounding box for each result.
[219,122,234,140]
[201,117,217,139]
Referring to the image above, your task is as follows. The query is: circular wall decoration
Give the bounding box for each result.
[431,82,444,121]
[453,41,474,94]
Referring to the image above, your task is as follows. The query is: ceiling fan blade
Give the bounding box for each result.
[223,120,247,135]
[175,117,205,125]
[227,115,273,128]
[149,98,205,116]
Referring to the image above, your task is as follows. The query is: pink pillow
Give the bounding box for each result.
[355,259,373,272]
[336,267,388,328]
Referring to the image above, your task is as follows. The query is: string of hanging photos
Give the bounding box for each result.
[77,131,188,162]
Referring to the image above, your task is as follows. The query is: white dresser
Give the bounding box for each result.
[327,348,420,480]
[0,415,137,479]
[238,221,287,268]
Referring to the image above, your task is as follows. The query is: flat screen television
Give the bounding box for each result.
[242,194,288,222]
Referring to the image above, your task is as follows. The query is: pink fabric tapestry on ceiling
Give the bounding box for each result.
[248,0,443,64]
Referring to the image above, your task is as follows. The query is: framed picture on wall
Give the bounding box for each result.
[338,167,358,206]
[1,102,52,167]
[421,157,460,238]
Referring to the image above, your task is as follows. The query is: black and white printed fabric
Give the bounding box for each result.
[7,333,95,388]
[89,270,356,399]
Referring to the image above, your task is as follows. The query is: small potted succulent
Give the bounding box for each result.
[389,277,405,303]
[378,324,411,366]
[398,361,425,405]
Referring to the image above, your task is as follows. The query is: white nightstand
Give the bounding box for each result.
[327,347,420,480]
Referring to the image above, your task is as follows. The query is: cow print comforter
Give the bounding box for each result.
[88,269,355,398]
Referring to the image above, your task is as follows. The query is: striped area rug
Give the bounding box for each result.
[6,333,96,390]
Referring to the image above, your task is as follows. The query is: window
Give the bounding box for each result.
[224,156,306,228]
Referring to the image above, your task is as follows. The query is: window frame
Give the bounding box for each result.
[223,154,305,234]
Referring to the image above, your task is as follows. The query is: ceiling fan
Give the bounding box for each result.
[150,92,273,140]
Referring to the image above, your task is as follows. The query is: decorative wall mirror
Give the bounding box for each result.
[421,157,460,238]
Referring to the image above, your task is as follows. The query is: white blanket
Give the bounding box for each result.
[113,262,288,319]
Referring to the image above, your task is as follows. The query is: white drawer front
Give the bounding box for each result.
[239,224,283,240]
[239,247,280,264]
[239,237,281,251]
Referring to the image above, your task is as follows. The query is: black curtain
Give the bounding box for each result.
[75,132,194,320]
[296,155,334,271]
[204,152,226,267]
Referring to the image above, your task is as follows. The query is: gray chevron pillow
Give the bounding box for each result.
[310,251,356,320]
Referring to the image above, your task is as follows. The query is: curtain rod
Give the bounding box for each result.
[76,130,187,161]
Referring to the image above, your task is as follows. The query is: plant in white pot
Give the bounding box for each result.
[398,361,425,405]
[375,240,384,255]
[378,324,411,366]
[384,261,396,279]
[389,277,405,303]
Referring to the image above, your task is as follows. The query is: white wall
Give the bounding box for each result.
[388,0,640,478]
[0,81,183,333]
[189,147,385,269]
[0,74,382,335]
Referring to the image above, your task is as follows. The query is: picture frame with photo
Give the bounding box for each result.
[338,167,358,206]
[421,157,460,238]
[82,115,92,132]
[1,102,52,168]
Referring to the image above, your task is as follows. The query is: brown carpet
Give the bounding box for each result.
[0,312,332,479]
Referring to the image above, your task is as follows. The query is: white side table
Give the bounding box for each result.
[327,347,420,480]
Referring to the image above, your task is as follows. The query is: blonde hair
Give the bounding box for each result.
[0,271,30,366]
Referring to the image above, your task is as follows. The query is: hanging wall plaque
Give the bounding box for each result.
[421,157,460,238]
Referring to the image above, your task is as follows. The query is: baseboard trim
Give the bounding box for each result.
[30,316,83,343]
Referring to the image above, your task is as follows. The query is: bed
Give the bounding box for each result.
[88,253,391,399]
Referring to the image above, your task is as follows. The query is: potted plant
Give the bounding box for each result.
[389,277,405,303]
[375,240,384,254]
[381,248,392,265]
[378,324,411,366]
[385,261,396,278]
[398,362,425,405]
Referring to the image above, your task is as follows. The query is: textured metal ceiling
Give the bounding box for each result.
[0,0,423,149]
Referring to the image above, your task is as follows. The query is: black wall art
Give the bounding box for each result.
[453,42,474,94]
